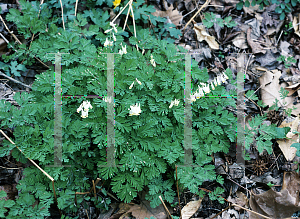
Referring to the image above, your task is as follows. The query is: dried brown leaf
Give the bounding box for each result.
[193,24,219,50]
[181,198,203,219]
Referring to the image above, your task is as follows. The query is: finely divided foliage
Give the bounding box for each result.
[0,0,242,217]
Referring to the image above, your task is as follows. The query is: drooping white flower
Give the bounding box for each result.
[218,74,226,83]
[213,78,218,87]
[105,22,118,33]
[77,100,93,118]
[104,38,110,47]
[169,98,180,108]
[104,96,115,107]
[122,45,127,54]
[223,72,229,80]
[216,75,222,85]
[112,33,116,41]
[135,78,142,85]
[189,93,197,103]
[110,22,118,33]
[119,45,127,56]
[202,83,210,94]
[128,103,142,116]
[129,81,134,89]
[104,96,112,103]
[150,54,156,67]
[211,81,215,90]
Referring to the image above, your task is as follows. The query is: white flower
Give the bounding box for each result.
[112,33,116,41]
[211,81,215,90]
[105,22,118,33]
[218,74,226,83]
[223,72,229,80]
[129,81,134,89]
[189,94,197,103]
[122,45,127,54]
[104,38,110,47]
[110,22,118,33]
[104,96,112,103]
[213,78,218,87]
[216,76,222,85]
[202,83,210,94]
[135,78,142,85]
[118,45,127,55]
[150,54,156,67]
[77,101,93,118]
[169,98,180,108]
[128,103,142,116]
[104,96,115,107]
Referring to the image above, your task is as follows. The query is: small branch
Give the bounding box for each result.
[159,196,173,219]
[182,0,211,35]
[0,71,32,90]
[75,0,79,17]
[59,0,65,30]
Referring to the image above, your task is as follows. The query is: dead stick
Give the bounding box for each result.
[159,196,173,219]
[0,71,32,90]
[182,0,211,35]
[175,166,182,217]
[231,203,272,219]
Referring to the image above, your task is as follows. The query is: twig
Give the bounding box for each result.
[59,0,65,30]
[159,196,173,219]
[210,204,231,219]
[129,2,136,38]
[75,0,79,17]
[0,71,32,90]
[276,30,283,46]
[0,165,21,169]
[0,32,9,44]
[231,203,272,219]
[182,0,211,35]
[182,0,202,19]
[0,129,60,215]
[123,1,132,31]
[0,14,49,69]
[141,13,158,40]
[0,15,22,44]
[245,95,263,116]
[175,166,182,217]
[199,187,272,219]
[112,0,133,24]
[85,209,90,219]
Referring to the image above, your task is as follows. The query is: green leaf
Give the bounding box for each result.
[280,12,285,20]
[275,127,290,139]
[236,2,244,10]
[9,61,27,77]
[267,182,274,187]
[245,0,250,7]
[0,190,7,198]
[291,143,300,156]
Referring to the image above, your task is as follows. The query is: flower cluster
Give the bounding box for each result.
[169,99,180,108]
[189,72,229,103]
[104,22,117,47]
[150,54,156,67]
[119,43,127,56]
[128,103,142,116]
[77,100,93,118]
[104,22,128,56]
[129,78,142,89]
